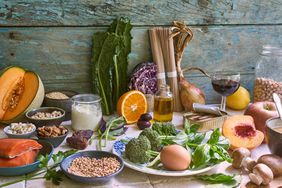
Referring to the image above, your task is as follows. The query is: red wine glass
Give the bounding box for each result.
[211,72,240,111]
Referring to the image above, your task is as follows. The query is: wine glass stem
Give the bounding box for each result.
[221,96,226,111]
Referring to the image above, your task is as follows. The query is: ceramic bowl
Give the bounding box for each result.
[3,125,36,138]
[266,117,282,157]
[25,107,65,127]
[60,151,124,184]
[43,90,78,121]
[0,140,53,176]
[37,130,68,148]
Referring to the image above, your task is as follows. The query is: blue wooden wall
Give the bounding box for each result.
[0,0,281,103]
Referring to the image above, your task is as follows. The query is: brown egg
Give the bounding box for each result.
[160,144,191,171]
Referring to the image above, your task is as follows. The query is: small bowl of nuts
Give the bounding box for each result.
[25,107,65,127]
[37,125,69,148]
[4,122,36,138]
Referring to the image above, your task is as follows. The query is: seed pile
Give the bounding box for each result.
[46,92,69,100]
[67,157,120,177]
[37,125,68,137]
[31,110,63,119]
[6,122,36,134]
[254,77,282,102]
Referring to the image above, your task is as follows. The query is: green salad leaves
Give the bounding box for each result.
[196,173,239,186]
[91,18,132,115]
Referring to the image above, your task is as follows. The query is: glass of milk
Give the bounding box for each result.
[71,94,102,131]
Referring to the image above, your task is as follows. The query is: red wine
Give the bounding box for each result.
[212,79,240,96]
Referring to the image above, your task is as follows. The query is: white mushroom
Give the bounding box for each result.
[232,147,251,169]
[249,163,274,185]
[241,157,257,171]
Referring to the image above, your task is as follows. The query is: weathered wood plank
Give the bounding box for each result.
[0,25,280,103]
[1,25,282,82]
[0,0,281,26]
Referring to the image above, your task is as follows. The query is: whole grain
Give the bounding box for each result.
[46,92,69,100]
[67,157,120,177]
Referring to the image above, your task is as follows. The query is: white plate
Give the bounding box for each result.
[112,139,217,176]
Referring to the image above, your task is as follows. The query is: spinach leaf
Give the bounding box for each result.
[196,173,237,185]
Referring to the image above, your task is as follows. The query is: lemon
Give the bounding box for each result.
[226,86,250,110]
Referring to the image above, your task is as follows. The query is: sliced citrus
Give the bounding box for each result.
[117,90,147,124]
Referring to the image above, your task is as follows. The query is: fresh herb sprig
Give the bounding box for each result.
[0,150,77,187]
[196,173,240,187]
[97,116,126,150]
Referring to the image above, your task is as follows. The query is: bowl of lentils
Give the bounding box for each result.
[60,151,124,183]
[25,107,65,127]
[4,122,36,138]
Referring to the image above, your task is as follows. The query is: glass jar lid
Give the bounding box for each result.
[72,94,101,104]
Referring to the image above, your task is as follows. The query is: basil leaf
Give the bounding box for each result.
[217,136,230,150]
[192,144,211,169]
[184,119,200,134]
[207,128,220,145]
[189,132,206,144]
[196,173,237,185]
[211,145,232,163]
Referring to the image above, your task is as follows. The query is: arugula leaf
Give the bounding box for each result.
[196,173,237,185]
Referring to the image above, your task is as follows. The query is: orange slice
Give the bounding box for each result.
[117,90,147,124]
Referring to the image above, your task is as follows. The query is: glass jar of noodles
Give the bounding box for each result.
[254,46,282,102]
[71,94,102,131]
[153,84,173,122]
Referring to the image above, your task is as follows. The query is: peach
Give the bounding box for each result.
[222,115,264,150]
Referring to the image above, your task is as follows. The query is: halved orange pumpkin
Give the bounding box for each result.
[0,66,44,124]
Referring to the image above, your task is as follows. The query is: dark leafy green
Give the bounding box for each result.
[196,173,238,186]
[91,18,132,115]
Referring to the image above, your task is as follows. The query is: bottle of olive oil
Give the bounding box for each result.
[153,84,173,122]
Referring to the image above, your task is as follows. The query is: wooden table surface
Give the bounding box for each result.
[1,111,282,188]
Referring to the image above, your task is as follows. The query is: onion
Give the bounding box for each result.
[179,76,205,111]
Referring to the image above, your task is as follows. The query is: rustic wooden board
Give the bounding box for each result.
[1,25,282,79]
[0,0,281,26]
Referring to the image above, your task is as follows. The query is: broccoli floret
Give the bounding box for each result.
[125,135,158,163]
[139,128,161,151]
[152,122,177,136]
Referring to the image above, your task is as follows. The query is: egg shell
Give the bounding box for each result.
[160,144,191,171]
